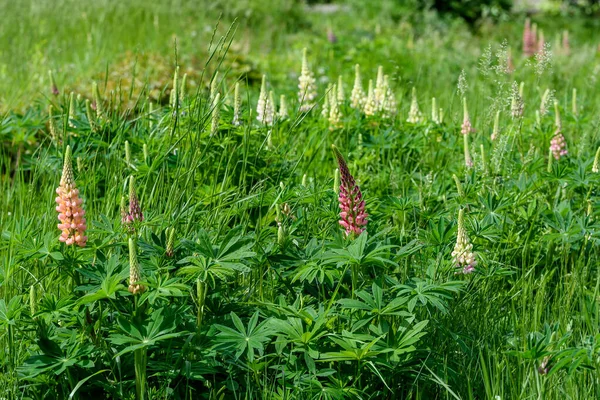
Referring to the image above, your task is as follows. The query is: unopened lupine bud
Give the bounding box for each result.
[333,168,340,194]
[451,208,476,274]
[350,64,366,109]
[302,173,308,186]
[143,144,148,164]
[554,100,561,130]
[321,85,330,118]
[332,145,367,237]
[123,175,143,225]
[166,227,175,257]
[407,87,422,123]
[491,111,500,140]
[277,225,285,246]
[48,105,59,141]
[92,81,104,119]
[374,66,386,109]
[211,71,219,103]
[233,82,242,126]
[120,195,127,223]
[381,75,397,118]
[363,80,377,117]
[128,238,145,294]
[592,147,600,173]
[328,85,342,130]
[76,157,83,173]
[85,99,95,132]
[452,174,464,197]
[180,73,187,103]
[431,98,438,123]
[278,94,288,120]
[298,48,317,112]
[211,93,221,136]
[461,98,474,135]
[337,75,345,103]
[257,75,274,126]
[55,146,87,247]
[29,285,37,317]
[68,92,76,128]
[572,88,577,116]
[49,70,59,96]
[125,140,131,166]
[547,147,553,173]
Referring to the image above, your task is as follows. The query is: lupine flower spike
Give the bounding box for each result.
[68,92,76,128]
[257,75,274,126]
[374,66,386,109]
[523,18,536,57]
[166,227,175,257]
[328,85,342,130]
[55,146,87,247]
[211,93,221,136]
[452,208,476,274]
[49,70,59,96]
[363,80,377,117]
[350,64,365,109]
[92,81,104,119]
[278,95,288,120]
[128,238,145,294]
[572,88,577,116]
[461,98,474,168]
[382,75,397,118]
[298,48,317,112]
[232,82,242,126]
[332,145,367,237]
[337,76,345,103]
[85,99,95,132]
[321,84,331,118]
[48,105,59,142]
[407,87,423,123]
[431,98,439,124]
[122,175,143,227]
[593,147,600,173]
[550,132,567,160]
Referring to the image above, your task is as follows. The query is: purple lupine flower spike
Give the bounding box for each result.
[332,144,367,237]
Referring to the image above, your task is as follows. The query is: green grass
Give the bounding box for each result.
[0,1,599,399]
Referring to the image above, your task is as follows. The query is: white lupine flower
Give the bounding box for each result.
[350,64,366,109]
[363,80,377,117]
[407,87,423,123]
[451,209,477,274]
[298,48,317,112]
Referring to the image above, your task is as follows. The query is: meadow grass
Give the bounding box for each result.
[0,1,599,399]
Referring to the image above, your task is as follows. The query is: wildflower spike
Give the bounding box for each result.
[128,238,145,294]
[298,48,317,112]
[451,209,476,274]
[55,146,87,247]
[332,145,367,237]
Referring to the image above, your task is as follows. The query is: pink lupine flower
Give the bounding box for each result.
[461,98,474,169]
[523,18,536,57]
[550,131,568,160]
[332,145,367,237]
[55,146,87,247]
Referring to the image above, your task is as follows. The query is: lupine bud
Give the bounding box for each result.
[328,85,342,130]
[363,80,377,117]
[120,195,128,223]
[143,144,149,164]
[92,81,104,119]
[374,66,386,110]
[439,108,444,124]
[333,168,340,194]
[210,71,219,103]
[233,82,242,126]
[148,101,154,129]
[491,111,500,140]
[48,105,59,141]
[451,208,476,274]
[431,98,438,124]
[128,238,145,294]
[332,145,367,237]
[572,88,577,116]
[85,99,95,132]
[407,87,423,123]
[277,225,285,246]
[127,175,143,224]
[68,92,76,128]
[180,73,187,103]
[55,146,87,247]
[298,48,317,112]
[587,199,593,217]
[461,98,474,135]
[511,83,524,119]
[278,94,288,120]
[166,227,175,257]
[257,75,274,126]
[125,140,131,166]
[49,70,59,96]
[29,285,37,317]
[337,75,345,103]
[452,174,464,197]
[211,93,221,136]
[302,173,308,187]
[381,75,397,118]
[464,134,473,169]
[547,147,553,173]
[350,64,365,109]
[592,147,600,173]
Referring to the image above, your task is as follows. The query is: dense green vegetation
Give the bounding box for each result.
[0,1,599,399]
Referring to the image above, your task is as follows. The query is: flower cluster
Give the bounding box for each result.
[122,175,143,226]
[350,64,366,109]
[407,87,423,123]
[451,208,476,274]
[550,132,568,160]
[523,18,537,57]
[257,75,274,126]
[55,146,87,247]
[128,237,145,295]
[332,145,367,236]
[298,48,317,112]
